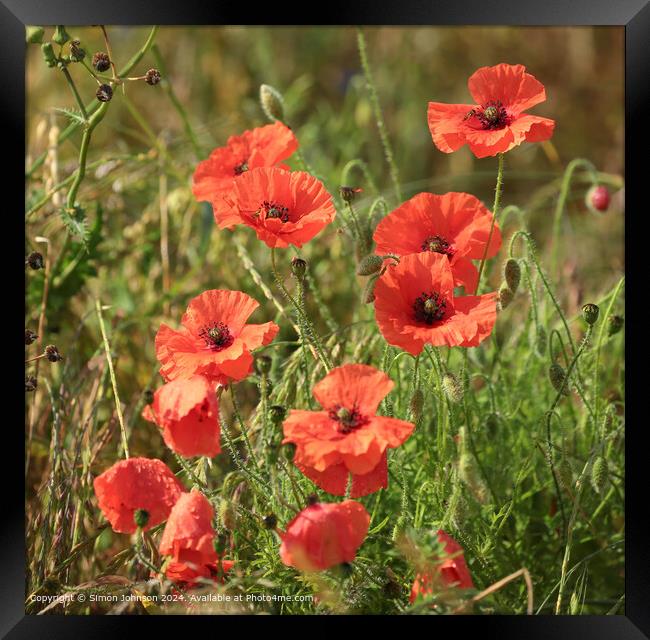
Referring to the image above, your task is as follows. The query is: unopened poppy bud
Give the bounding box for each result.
[25,375,38,392]
[69,39,85,62]
[92,51,111,72]
[450,491,468,528]
[96,84,113,103]
[255,355,272,375]
[339,186,363,203]
[549,363,570,396]
[26,26,45,44]
[269,405,286,426]
[259,84,285,122]
[25,329,38,345]
[143,388,154,405]
[581,303,599,326]
[26,251,44,270]
[145,68,161,86]
[45,345,63,362]
[557,456,573,490]
[356,254,383,276]
[218,500,237,530]
[607,315,624,337]
[41,43,57,68]
[498,282,514,310]
[53,25,70,46]
[291,257,307,279]
[503,258,521,293]
[586,185,610,212]
[535,326,547,357]
[361,275,379,304]
[409,388,424,420]
[306,493,319,506]
[442,371,463,403]
[262,513,277,530]
[133,508,150,528]
[591,456,608,494]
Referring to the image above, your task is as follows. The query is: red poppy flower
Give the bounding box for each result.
[282,364,414,497]
[427,63,555,158]
[373,192,501,294]
[216,167,336,248]
[410,530,474,603]
[160,489,233,586]
[93,457,184,534]
[192,121,298,204]
[155,289,279,386]
[279,500,370,572]
[374,252,497,355]
[142,375,221,458]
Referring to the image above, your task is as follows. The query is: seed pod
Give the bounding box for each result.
[25,376,38,392]
[503,258,521,293]
[25,329,38,345]
[340,186,363,204]
[269,405,286,426]
[356,254,383,276]
[581,303,600,326]
[53,25,70,46]
[361,275,378,304]
[41,43,57,68]
[92,51,111,72]
[549,363,570,396]
[291,257,307,279]
[259,84,285,122]
[218,499,237,530]
[69,39,85,62]
[409,388,424,421]
[26,26,45,44]
[607,315,624,337]
[145,68,161,86]
[498,282,514,309]
[45,345,63,362]
[26,251,44,270]
[442,371,463,404]
[143,388,154,405]
[255,355,272,375]
[96,84,113,103]
[557,456,573,491]
[262,513,277,530]
[591,456,608,494]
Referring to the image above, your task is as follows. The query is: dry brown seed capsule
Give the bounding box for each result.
[25,376,38,392]
[145,68,161,86]
[92,51,111,72]
[70,39,85,62]
[498,282,514,309]
[45,345,63,362]
[25,329,39,345]
[96,84,113,103]
[26,251,44,270]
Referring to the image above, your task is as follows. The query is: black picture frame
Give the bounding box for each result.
[7,0,648,635]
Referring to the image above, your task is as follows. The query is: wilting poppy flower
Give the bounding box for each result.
[282,364,414,497]
[374,252,497,355]
[410,530,474,603]
[279,500,370,572]
[142,375,221,458]
[159,489,233,587]
[93,457,184,534]
[155,289,279,386]
[427,63,555,158]
[373,192,501,293]
[192,121,298,204]
[216,167,336,248]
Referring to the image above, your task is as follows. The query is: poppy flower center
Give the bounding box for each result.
[259,200,290,223]
[421,235,455,257]
[234,161,249,175]
[465,100,512,130]
[198,322,234,351]
[413,291,448,325]
[328,405,369,434]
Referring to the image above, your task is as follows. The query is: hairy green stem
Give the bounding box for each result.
[477,152,504,293]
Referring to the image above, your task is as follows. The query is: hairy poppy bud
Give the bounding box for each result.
[133,508,150,529]
[53,25,70,46]
[409,388,424,421]
[143,388,154,405]
[450,491,468,528]
[391,515,406,542]
[586,185,610,212]
[96,84,113,103]
[503,258,521,293]
[218,500,237,530]
[25,375,38,392]
[607,315,624,337]
[340,186,363,203]
[356,254,383,276]
[581,303,599,326]
[26,251,44,270]
[145,68,161,86]
[25,329,38,345]
[442,371,463,404]
[557,456,573,490]
[262,513,277,530]
[591,456,608,494]
[41,43,57,68]
[26,26,45,44]
[549,363,570,396]
[459,452,488,503]
[92,51,111,72]
[361,275,378,304]
[269,405,286,426]
[45,345,63,362]
[291,257,307,279]
[259,84,285,122]
[255,355,272,376]
[498,282,514,310]
[69,39,85,62]
[535,326,547,357]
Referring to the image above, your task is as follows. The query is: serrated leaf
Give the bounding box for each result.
[54,107,87,127]
[59,205,89,249]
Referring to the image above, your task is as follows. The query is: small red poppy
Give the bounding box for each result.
[373,192,501,294]
[216,167,337,248]
[279,500,370,572]
[282,364,414,497]
[159,489,233,587]
[192,121,298,204]
[428,63,555,158]
[410,530,474,603]
[155,289,279,386]
[93,457,184,534]
[142,375,221,458]
[374,252,497,355]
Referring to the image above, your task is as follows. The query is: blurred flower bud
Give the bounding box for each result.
[45,345,63,362]
[53,25,70,46]
[607,315,624,337]
[549,363,570,396]
[133,508,150,528]
[259,84,285,122]
[498,282,514,310]
[145,68,161,86]
[591,456,608,494]
[26,26,45,44]
[26,251,44,270]
[409,388,424,421]
[69,39,85,62]
[41,43,57,68]
[255,355,272,376]
[339,186,363,203]
[503,258,521,293]
[442,371,463,404]
[581,303,599,326]
[361,275,378,304]
[356,254,383,276]
[586,185,610,212]
[25,376,38,392]
[291,257,307,279]
[25,329,38,345]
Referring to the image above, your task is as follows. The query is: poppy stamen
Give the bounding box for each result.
[421,235,455,257]
[199,322,234,351]
[465,100,512,130]
[259,200,290,223]
[413,291,448,325]
[234,160,249,175]
[328,405,369,434]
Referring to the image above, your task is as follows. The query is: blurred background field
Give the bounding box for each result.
[25,26,624,614]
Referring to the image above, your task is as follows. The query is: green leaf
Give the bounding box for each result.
[54,107,86,127]
[59,205,89,249]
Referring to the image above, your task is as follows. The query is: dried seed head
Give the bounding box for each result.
[442,371,464,403]
[25,329,39,345]
[581,303,600,326]
[26,251,44,270]
[356,254,384,276]
[53,25,70,46]
[145,68,161,86]
[218,500,237,530]
[259,84,285,122]
[498,282,514,310]
[586,185,611,213]
[41,43,57,68]
[607,315,624,337]
[409,388,424,421]
[255,355,272,376]
[26,26,45,44]
[591,456,608,494]
[262,513,278,530]
[269,405,286,426]
[92,51,111,72]
[25,375,38,392]
[96,84,113,103]
[549,363,570,396]
[503,258,521,293]
[45,345,63,362]
[361,275,379,304]
[290,256,307,279]
[133,508,150,528]
[69,39,85,62]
